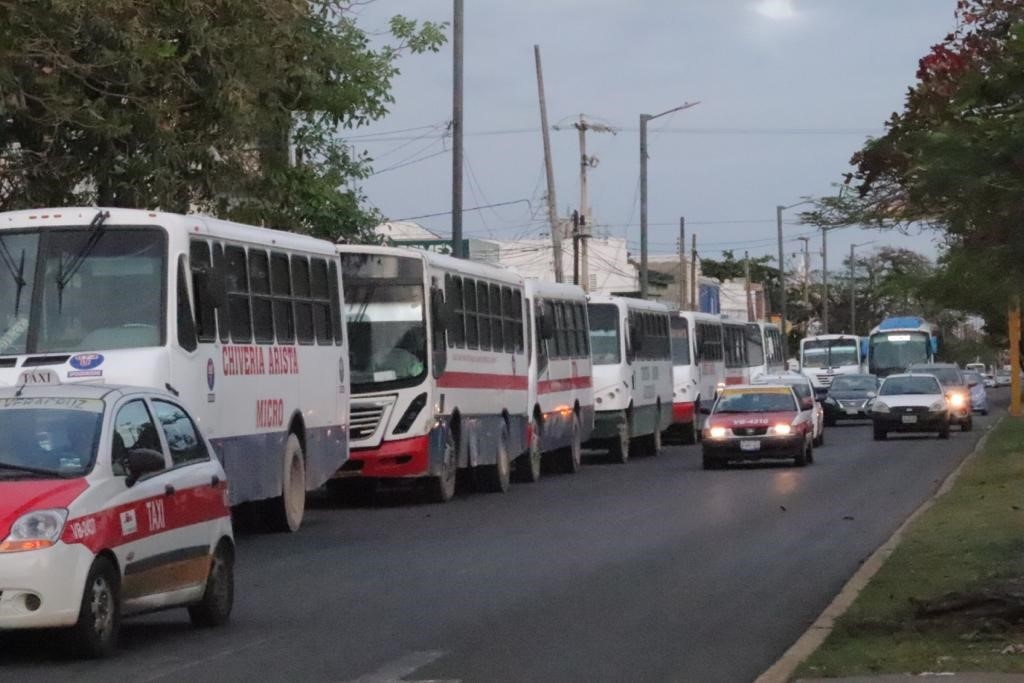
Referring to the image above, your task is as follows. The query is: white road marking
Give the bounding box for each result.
[345,650,460,683]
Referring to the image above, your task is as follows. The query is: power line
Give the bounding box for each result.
[351,125,881,143]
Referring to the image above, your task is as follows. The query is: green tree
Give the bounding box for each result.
[0,0,445,241]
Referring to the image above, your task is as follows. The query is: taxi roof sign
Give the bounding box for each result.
[18,369,60,386]
[720,385,793,396]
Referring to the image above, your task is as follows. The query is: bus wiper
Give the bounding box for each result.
[0,236,27,316]
[0,461,69,478]
[56,210,109,312]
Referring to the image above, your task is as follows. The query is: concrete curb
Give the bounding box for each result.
[754,417,1005,683]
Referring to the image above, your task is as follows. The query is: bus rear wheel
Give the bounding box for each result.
[264,434,306,533]
[608,418,630,464]
[477,427,512,493]
[516,418,543,483]
[427,433,458,503]
[558,413,583,474]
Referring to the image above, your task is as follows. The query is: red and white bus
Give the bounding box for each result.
[0,208,351,532]
[668,311,725,443]
[520,279,595,479]
[335,245,528,502]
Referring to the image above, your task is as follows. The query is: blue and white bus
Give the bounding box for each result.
[867,316,940,377]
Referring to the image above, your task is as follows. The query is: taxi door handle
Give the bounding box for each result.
[164,484,176,497]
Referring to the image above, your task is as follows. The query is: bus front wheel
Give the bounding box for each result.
[609,418,630,464]
[265,434,306,533]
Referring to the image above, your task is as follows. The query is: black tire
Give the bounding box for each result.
[477,426,512,493]
[680,417,698,445]
[264,434,306,533]
[427,431,458,503]
[824,416,836,428]
[961,416,973,432]
[939,426,950,440]
[873,425,887,441]
[807,442,815,464]
[701,452,721,470]
[516,418,543,483]
[68,556,120,658]
[813,427,824,448]
[558,413,583,474]
[189,540,234,628]
[793,439,809,467]
[326,478,377,506]
[982,409,989,416]
[608,418,630,464]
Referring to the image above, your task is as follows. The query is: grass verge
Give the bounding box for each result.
[796,416,1024,678]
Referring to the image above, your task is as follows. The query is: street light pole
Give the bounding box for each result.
[639,101,699,299]
[777,199,813,357]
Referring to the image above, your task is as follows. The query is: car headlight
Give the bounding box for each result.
[708,426,728,439]
[871,401,890,414]
[948,392,967,408]
[930,400,948,412]
[0,509,68,553]
[770,423,792,436]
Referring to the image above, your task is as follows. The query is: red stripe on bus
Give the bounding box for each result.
[724,377,745,385]
[437,372,528,391]
[538,376,593,394]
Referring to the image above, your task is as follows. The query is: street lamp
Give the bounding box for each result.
[849,240,874,333]
[776,199,812,357]
[639,101,699,298]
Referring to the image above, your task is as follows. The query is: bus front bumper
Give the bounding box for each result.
[339,435,431,479]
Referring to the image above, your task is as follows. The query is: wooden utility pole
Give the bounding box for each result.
[533,45,563,282]
[451,0,464,258]
[1011,296,1022,416]
[678,217,686,309]
[744,251,754,321]
[690,234,698,310]
[568,116,614,292]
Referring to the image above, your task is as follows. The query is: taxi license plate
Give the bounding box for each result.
[740,440,760,452]
[845,408,858,415]
[902,415,918,424]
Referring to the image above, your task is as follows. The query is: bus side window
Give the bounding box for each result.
[310,258,332,345]
[328,261,343,346]
[270,253,295,343]
[464,279,478,349]
[431,277,447,377]
[501,287,515,353]
[291,256,314,344]
[513,291,524,353]
[189,241,216,344]
[574,304,587,357]
[490,284,503,352]
[546,301,560,358]
[564,302,579,358]
[477,281,491,351]
[446,275,465,348]
[224,245,252,343]
[176,256,198,352]
[213,243,230,344]
[249,249,274,344]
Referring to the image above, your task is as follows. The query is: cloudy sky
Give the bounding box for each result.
[346,0,956,271]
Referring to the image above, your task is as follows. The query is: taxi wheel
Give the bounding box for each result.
[516,418,543,483]
[873,426,887,441]
[427,432,458,503]
[813,428,824,448]
[189,540,234,628]
[69,556,120,658]
[793,439,809,467]
[559,413,583,474]
[939,426,950,440]
[477,425,512,494]
[961,416,973,432]
[265,434,306,533]
[609,419,630,464]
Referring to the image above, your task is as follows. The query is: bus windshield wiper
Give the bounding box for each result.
[55,210,109,311]
[0,236,27,316]
[0,461,69,478]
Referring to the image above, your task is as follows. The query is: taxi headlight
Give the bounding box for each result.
[708,426,728,439]
[871,401,890,414]
[770,423,792,436]
[930,400,948,413]
[0,509,68,553]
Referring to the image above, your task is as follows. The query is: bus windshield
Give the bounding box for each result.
[870,332,930,375]
[588,304,620,366]
[341,254,427,393]
[802,339,859,369]
[0,227,165,356]
[670,317,690,366]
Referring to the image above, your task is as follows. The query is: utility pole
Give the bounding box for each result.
[797,236,810,307]
[451,0,464,258]
[849,242,856,334]
[639,101,699,299]
[678,217,686,309]
[690,233,698,310]
[572,210,581,285]
[565,116,615,292]
[744,251,754,321]
[533,45,563,282]
[821,227,829,334]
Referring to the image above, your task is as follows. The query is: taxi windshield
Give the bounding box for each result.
[0,397,104,478]
[715,391,796,414]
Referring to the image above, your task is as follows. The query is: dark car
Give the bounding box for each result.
[822,374,879,425]
[907,363,972,431]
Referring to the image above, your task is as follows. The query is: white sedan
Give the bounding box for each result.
[0,384,234,657]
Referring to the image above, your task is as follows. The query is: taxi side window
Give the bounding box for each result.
[111,400,165,476]
[151,400,210,467]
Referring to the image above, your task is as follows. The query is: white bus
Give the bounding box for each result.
[747,321,786,379]
[335,245,528,503]
[0,208,350,532]
[668,311,726,444]
[799,334,864,397]
[521,279,595,478]
[868,316,940,377]
[585,295,673,462]
[722,319,750,386]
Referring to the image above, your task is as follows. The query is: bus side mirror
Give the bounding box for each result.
[431,289,449,333]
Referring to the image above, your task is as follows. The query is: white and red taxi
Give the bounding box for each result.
[701,384,815,469]
[0,383,234,657]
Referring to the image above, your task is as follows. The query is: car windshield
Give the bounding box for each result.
[0,397,104,477]
[588,303,621,366]
[714,390,796,413]
[341,254,427,394]
[830,376,878,392]
[879,376,941,396]
[913,367,963,386]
